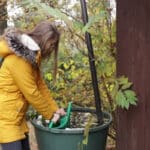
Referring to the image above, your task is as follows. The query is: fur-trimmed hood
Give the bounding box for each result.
[0,27,41,67]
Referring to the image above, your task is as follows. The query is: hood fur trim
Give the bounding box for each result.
[20,34,40,51]
[3,27,40,67]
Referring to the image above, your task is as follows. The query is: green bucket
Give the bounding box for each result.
[31,109,112,150]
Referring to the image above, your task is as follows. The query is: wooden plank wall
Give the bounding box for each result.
[116,0,150,150]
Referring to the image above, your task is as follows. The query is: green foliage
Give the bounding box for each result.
[42,56,95,108]
[116,90,136,109]
[82,10,106,33]
[115,77,137,109]
[12,0,138,146]
[15,0,137,111]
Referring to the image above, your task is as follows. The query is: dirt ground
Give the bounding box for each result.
[28,122,39,150]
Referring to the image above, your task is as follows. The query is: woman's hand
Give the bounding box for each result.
[51,108,66,123]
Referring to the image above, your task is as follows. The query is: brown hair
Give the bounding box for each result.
[28,21,60,80]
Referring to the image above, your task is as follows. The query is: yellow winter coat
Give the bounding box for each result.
[0,29,58,143]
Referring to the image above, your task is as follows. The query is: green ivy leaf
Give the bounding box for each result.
[115,91,126,108]
[124,90,137,105]
[124,90,136,97]
[117,76,128,85]
[115,90,137,109]
[123,100,130,109]
[121,82,132,90]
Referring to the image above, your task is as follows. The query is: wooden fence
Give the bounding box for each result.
[117,0,150,149]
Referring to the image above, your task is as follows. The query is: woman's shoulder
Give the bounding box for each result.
[0,36,7,44]
[4,54,32,69]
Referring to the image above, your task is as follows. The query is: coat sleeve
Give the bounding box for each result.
[6,55,58,120]
[37,75,59,113]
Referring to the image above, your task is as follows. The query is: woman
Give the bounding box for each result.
[0,21,65,150]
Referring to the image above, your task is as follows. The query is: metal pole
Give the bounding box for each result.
[80,0,103,124]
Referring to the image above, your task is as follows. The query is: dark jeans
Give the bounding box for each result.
[1,135,30,150]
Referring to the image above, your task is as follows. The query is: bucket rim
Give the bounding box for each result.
[30,111,112,134]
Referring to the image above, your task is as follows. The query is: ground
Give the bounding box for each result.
[28,122,39,150]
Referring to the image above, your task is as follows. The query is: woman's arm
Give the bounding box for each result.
[6,55,58,120]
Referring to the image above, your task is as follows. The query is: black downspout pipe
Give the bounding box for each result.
[80,0,103,124]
